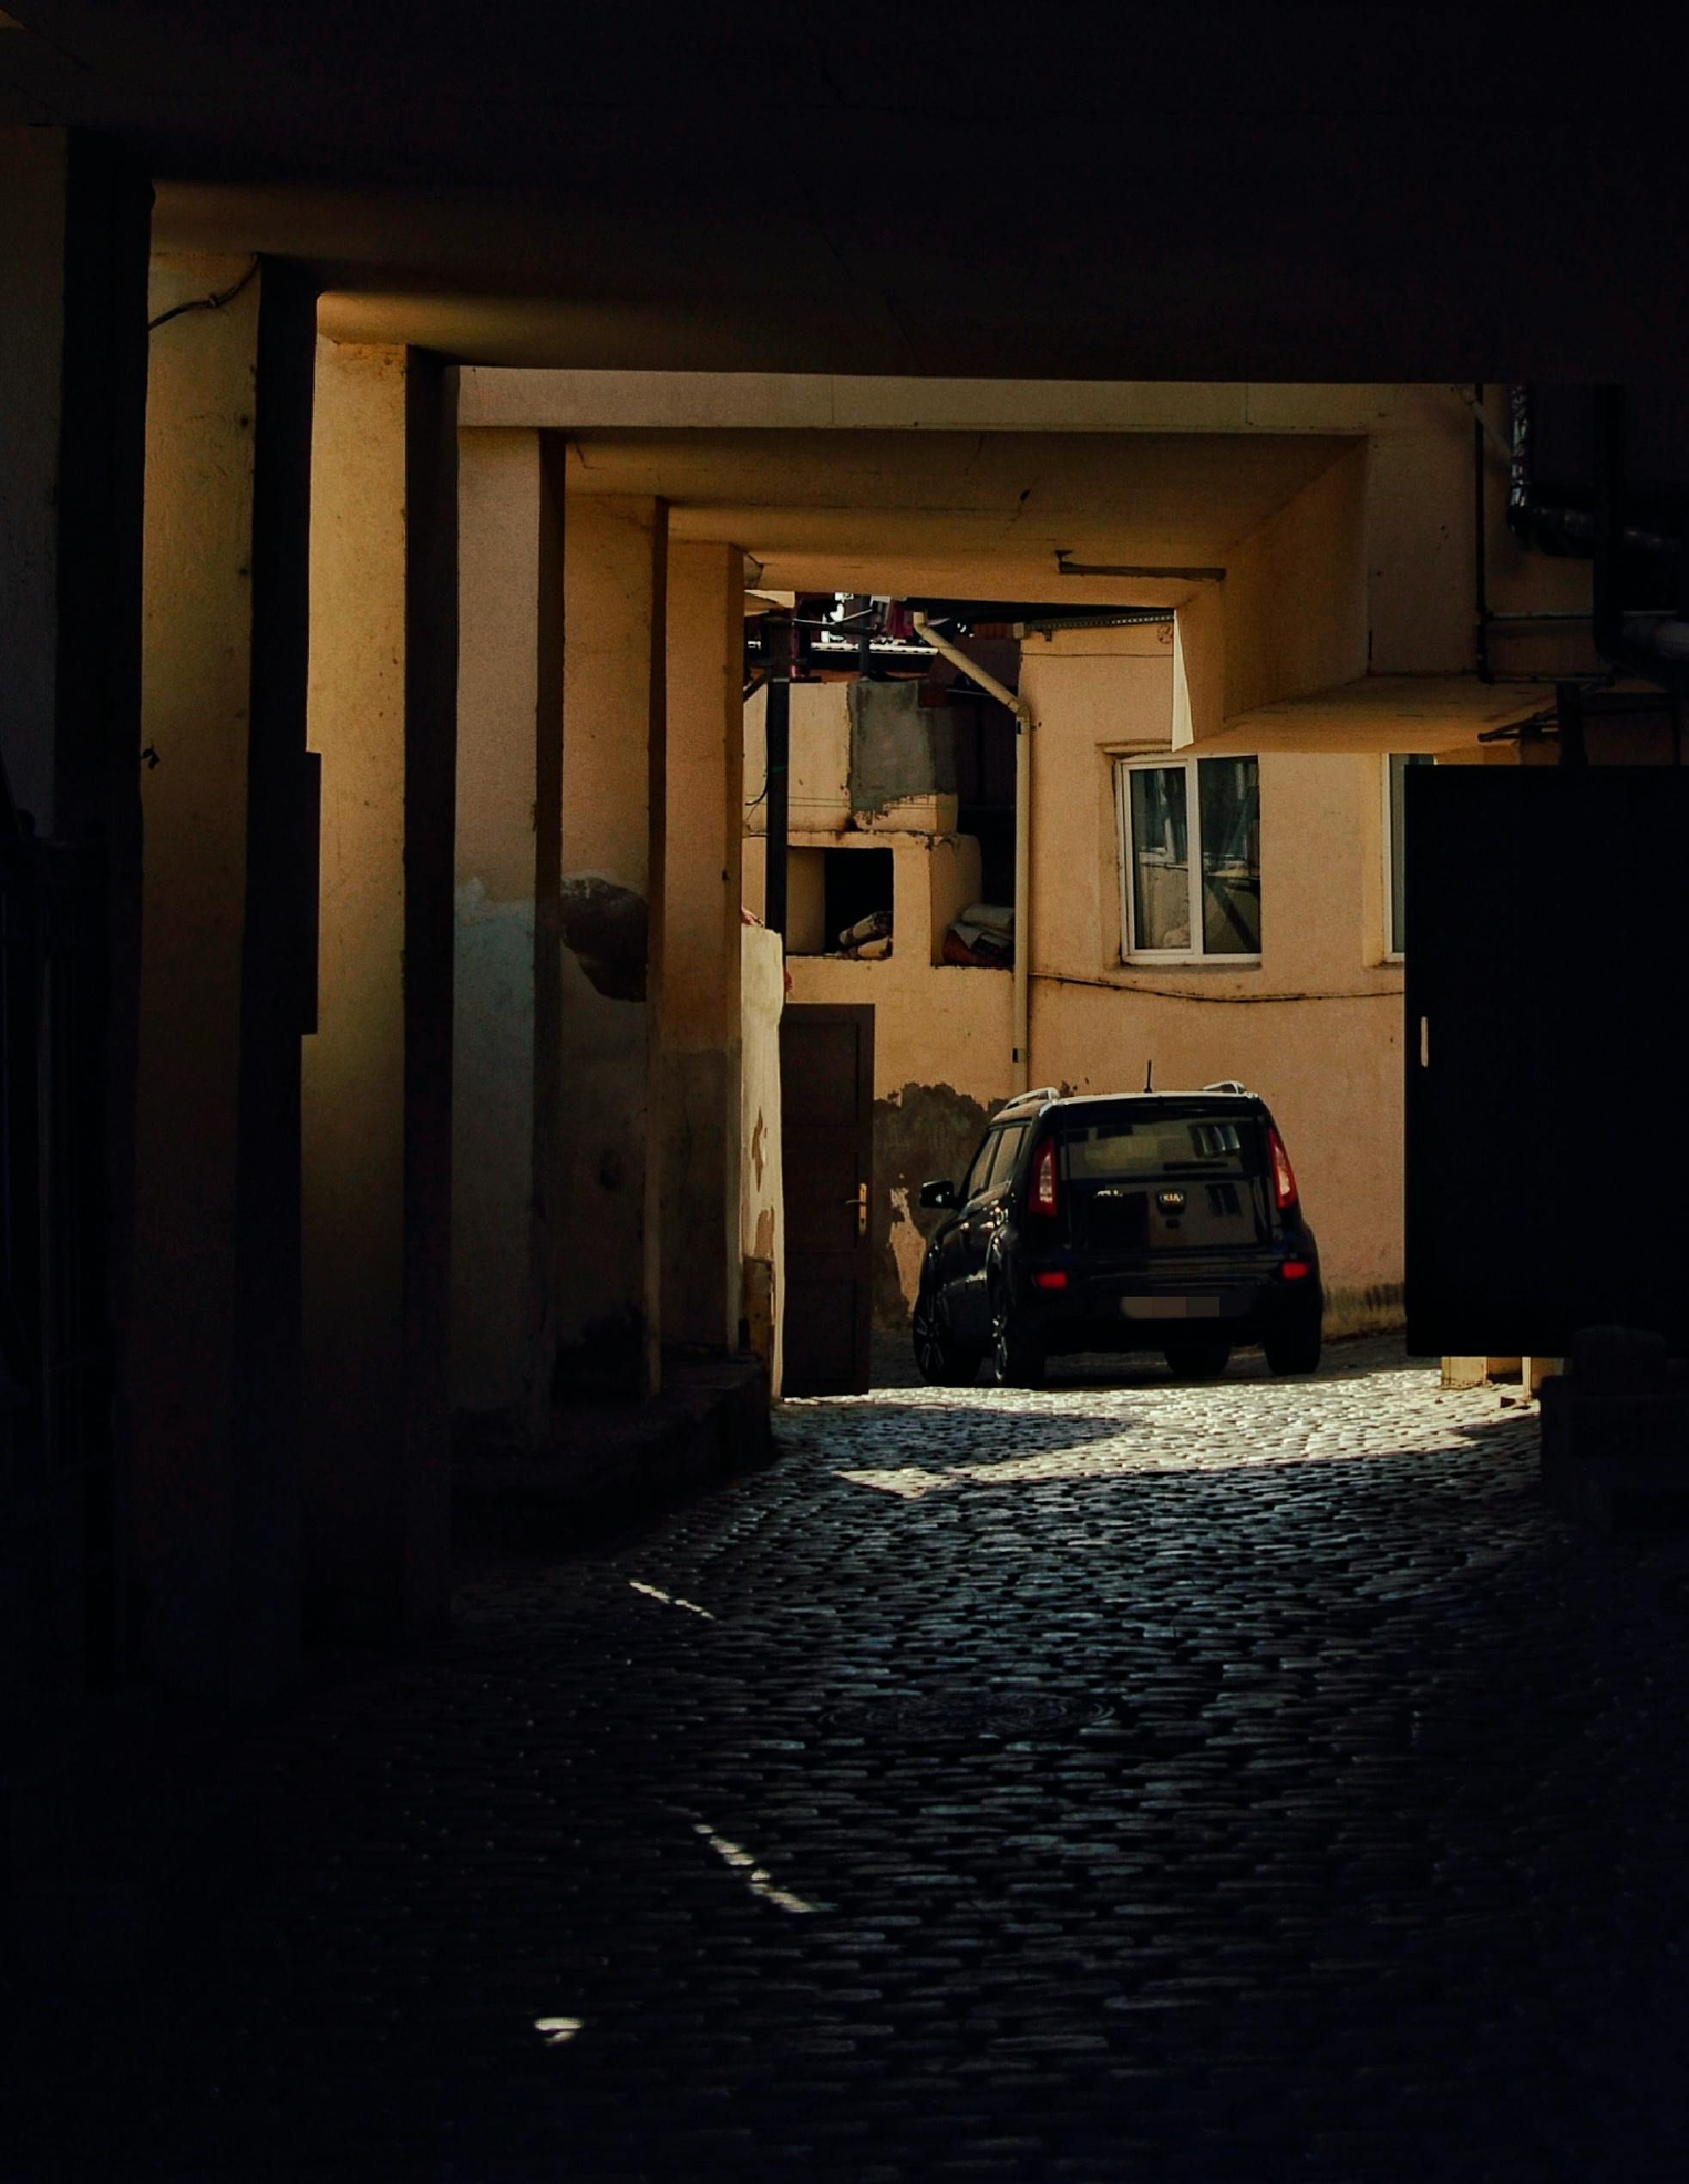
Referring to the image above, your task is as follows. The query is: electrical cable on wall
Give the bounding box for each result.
[148,257,259,335]
[1031,971,1402,1005]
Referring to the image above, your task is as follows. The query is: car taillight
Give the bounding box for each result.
[1280,1259,1311,1281]
[1030,1137,1059,1218]
[1266,1124,1299,1212]
[1032,1269,1068,1291]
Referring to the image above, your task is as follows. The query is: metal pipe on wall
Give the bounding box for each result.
[912,612,1034,1094]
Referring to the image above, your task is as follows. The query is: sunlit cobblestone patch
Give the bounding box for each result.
[11,1340,1689,2181]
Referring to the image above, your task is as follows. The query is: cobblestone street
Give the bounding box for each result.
[14,1338,1689,2181]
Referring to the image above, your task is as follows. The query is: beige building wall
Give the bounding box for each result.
[777,952,1014,1334]
[740,921,786,1394]
[751,618,1434,1342]
[743,708,1014,1334]
[1022,624,1409,1333]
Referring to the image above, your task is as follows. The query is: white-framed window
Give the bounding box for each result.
[1115,754,1261,961]
[1383,752,1432,960]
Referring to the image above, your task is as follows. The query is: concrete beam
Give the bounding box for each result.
[1196,676,1549,755]
[461,372,1441,436]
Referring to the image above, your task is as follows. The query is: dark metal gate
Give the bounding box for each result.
[1404,764,1689,1358]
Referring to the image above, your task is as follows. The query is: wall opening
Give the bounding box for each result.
[785,844,895,956]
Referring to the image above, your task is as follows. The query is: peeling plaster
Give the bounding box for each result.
[560,874,647,1001]
[846,679,955,818]
[871,1080,994,1329]
[887,1184,927,1309]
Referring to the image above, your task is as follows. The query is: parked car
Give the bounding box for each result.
[912,1083,1322,1387]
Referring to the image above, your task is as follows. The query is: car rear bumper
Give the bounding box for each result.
[1018,1255,1320,1354]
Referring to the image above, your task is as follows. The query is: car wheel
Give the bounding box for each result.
[1263,1318,1323,1377]
[912,1285,980,1386]
[989,1284,1047,1390]
[1164,1337,1231,1381]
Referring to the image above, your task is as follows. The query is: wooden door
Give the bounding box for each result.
[781,1003,875,1395]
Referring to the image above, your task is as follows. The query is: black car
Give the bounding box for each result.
[912,1083,1322,1388]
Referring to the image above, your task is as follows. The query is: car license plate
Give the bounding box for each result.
[1120,1295,1220,1319]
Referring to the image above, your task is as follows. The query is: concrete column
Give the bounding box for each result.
[0,128,148,840]
[558,493,668,1396]
[662,542,746,1352]
[451,430,564,1445]
[303,341,458,1639]
[0,128,150,1695]
[129,253,316,1697]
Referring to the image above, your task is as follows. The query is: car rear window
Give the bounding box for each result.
[1059,1111,1256,1181]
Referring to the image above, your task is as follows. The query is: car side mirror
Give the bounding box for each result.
[918,1179,956,1210]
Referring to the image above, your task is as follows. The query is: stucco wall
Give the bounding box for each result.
[740,922,786,1395]
[748,624,1413,1341]
[1021,626,1407,1334]
[746,825,1014,1335]
[795,954,1013,1334]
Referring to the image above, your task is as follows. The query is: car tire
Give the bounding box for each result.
[912,1285,980,1386]
[1164,1337,1231,1381]
[1263,1318,1323,1377]
[989,1283,1047,1390]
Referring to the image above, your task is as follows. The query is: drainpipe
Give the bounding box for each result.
[912,613,1035,1094]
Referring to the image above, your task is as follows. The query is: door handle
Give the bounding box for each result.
[842,1182,868,1235]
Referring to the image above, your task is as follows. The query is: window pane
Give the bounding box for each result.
[984,1123,1029,1193]
[1061,1114,1254,1179]
[959,1132,995,1202]
[1197,758,1260,954]
[1128,766,1190,950]
[1387,753,1429,954]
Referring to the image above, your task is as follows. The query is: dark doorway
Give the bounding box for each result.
[781,1003,875,1395]
[1405,766,1689,1356]
[950,690,1018,905]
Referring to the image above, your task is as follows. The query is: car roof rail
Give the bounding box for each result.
[1201,1079,1251,1095]
[1000,1084,1062,1110]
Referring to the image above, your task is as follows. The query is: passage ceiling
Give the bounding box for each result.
[5,3,1686,378]
[563,428,1355,600]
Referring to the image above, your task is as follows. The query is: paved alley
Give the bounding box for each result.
[12,1340,1689,2181]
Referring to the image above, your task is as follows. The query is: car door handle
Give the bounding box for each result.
[842,1182,867,1235]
